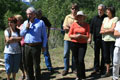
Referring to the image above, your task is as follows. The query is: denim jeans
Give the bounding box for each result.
[43,43,52,70]
[63,40,75,71]
[4,53,21,74]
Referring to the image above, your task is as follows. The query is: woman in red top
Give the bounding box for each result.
[68,11,90,80]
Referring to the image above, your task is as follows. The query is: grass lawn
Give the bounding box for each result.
[0,45,113,80]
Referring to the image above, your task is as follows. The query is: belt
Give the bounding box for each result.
[25,42,42,46]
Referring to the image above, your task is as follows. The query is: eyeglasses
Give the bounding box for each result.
[98,9,104,11]
[71,8,76,10]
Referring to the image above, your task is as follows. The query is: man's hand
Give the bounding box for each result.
[41,47,46,52]
[64,26,70,32]
[26,23,30,29]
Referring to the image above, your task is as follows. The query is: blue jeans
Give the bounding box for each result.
[43,43,53,70]
[63,40,75,71]
[4,53,21,74]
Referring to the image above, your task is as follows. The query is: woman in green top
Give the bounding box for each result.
[100,6,118,77]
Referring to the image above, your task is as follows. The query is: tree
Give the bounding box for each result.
[0,0,28,29]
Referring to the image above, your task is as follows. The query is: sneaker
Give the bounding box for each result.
[20,75,25,80]
[49,69,55,74]
[91,70,100,75]
[101,72,110,77]
[62,70,68,76]
[2,78,12,80]
[112,78,118,80]
[75,78,80,80]
[72,70,77,74]
[75,78,83,80]
[100,70,105,75]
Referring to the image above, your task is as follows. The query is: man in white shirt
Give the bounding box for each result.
[112,21,120,80]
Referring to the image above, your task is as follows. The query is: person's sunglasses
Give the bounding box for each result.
[71,8,76,10]
[71,8,78,10]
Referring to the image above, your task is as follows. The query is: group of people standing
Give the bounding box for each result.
[62,3,89,80]
[4,7,53,80]
[90,4,119,80]
[62,3,120,80]
[3,2,120,80]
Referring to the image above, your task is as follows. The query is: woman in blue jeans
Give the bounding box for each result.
[4,16,22,80]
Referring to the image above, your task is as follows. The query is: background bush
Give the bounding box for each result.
[1,0,120,29]
[0,0,28,29]
[0,0,120,51]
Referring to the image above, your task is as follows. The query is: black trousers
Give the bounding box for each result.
[25,44,42,80]
[71,42,87,79]
[102,41,115,64]
[93,39,105,72]
[20,45,26,73]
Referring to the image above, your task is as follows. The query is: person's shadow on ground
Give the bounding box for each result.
[57,77,75,80]
[41,67,60,80]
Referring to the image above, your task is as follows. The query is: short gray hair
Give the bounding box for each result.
[98,4,106,11]
[26,7,36,13]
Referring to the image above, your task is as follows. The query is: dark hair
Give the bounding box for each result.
[8,16,17,24]
[71,3,79,10]
[36,9,42,15]
[106,6,115,17]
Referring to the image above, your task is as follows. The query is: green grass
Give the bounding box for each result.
[0,45,112,80]
[0,30,112,80]
[0,30,4,58]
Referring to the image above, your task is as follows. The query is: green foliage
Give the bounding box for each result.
[4,10,14,28]
[49,30,64,49]
[1,0,120,29]
[32,0,99,26]
[0,0,120,49]
[33,0,72,27]
[0,30,4,54]
[32,0,120,48]
[103,0,120,18]
[0,0,28,29]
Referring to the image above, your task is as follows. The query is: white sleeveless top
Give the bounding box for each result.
[4,30,21,54]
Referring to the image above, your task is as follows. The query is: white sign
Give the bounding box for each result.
[22,0,30,2]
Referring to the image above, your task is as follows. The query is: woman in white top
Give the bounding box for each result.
[4,16,22,80]
[100,6,118,77]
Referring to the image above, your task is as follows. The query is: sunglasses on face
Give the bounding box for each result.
[71,8,77,10]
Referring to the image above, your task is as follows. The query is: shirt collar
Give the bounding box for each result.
[97,14,107,18]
